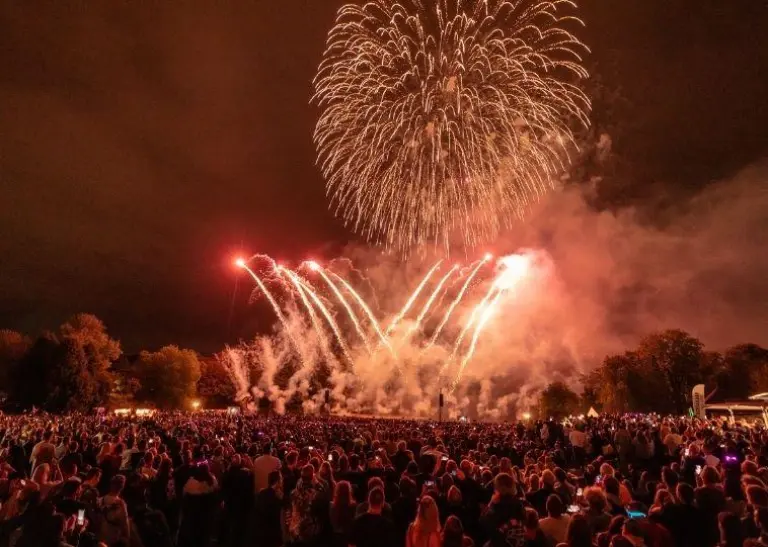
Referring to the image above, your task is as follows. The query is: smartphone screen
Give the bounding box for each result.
[567,505,580,514]
[695,465,702,475]
[77,509,85,526]
[576,488,583,497]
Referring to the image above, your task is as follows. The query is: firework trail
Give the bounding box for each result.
[402,264,459,343]
[428,255,490,347]
[328,271,396,356]
[386,260,443,336]
[280,267,353,363]
[452,288,505,391]
[314,0,590,253]
[278,267,335,362]
[240,263,300,350]
[309,261,372,352]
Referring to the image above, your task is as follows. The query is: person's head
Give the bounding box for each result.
[747,485,768,508]
[743,460,760,477]
[493,472,517,498]
[368,487,385,512]
[701,466,721,486]
[719,511,744,546]
[585,487,608,512]
[622,519,646,545]
[653,488,672,508]
[661,467,678,490]
[333,480,354,506]
[541,469,556,489]
[399,476,417,499]
[604,476,620,498]
[609,537,634,547]
[267,470,281,489]
[566,514,593,547]
[368,476,384,493]
[447,485,462,505]
[442,515,464,547]
[546,494,564,518]
[676,483,694,505]
[300,463,314,484]
[524,507,540,531]
[85,467,102,485]
[600,463,616,478]
[415,495,440,534]
[285,450,298,469]
[109,474,126,496]
[754,506,768,536]
[608,515,626,535]
[60,478,81,499]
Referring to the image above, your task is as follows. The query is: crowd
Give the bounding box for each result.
[0,409,767,547]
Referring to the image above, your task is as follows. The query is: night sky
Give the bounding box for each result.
[1,1,767,353]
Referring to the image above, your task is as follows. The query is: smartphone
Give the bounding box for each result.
[425,480,435,488]
[684,448,689,457]
[695,465,702,475]
[327,454,333,462]
[567,505,580,514]
[595,475,603,486]
[627,509,646,520]
[451,470,457,477]
[576,487,583,497]
[308,446,314,451]
[77,509,85,526]
[441,456,448,462]
[19,479,26,487]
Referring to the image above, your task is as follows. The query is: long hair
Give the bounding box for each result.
[413,495,440,536]
[333,480,355,509]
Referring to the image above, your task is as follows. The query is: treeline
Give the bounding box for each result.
[0,314,236,412]
[539,329,768,418]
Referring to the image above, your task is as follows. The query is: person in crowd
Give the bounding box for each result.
[178,461,219,547]
[482,473,525,547]
[350,487,396,547]
[330,480,357,546]
[253,470,284,547]
[557,514,595,547]
[539,494,571,546]
[407,495,441,547]
[97,474,131,547]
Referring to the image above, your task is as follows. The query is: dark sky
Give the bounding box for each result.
[1,1,767,353]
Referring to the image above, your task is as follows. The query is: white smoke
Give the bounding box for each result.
[226,161,768,420]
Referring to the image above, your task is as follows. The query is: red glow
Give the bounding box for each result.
[484,252,493,261]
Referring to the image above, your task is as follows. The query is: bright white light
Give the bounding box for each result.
[307,261,320,271]
[494,254,529,290]
[235,257,246,268]
[484,252,493,261]
[522,412,532,420]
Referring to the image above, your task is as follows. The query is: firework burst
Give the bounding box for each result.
[314,0,590,253]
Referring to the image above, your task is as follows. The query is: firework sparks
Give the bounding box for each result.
[428,255,490,347]
[402,264,459,343]
[386,260,443,336]
[314,0,590,252]
[309,261,372,352]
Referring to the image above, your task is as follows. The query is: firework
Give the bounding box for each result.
[314,0,590,252]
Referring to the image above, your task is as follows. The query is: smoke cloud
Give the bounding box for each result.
[221,160,768,419]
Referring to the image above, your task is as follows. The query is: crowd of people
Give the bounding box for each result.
[0,409,767,547]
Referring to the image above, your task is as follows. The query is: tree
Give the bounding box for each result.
[0,330,30,393]
[58,314,121,406]
[716,344,768,399]
[5,315,120,411]
[197,356,237,408]
[636,329,706,414]
[136,346,201,409]
[539,381,581,419]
